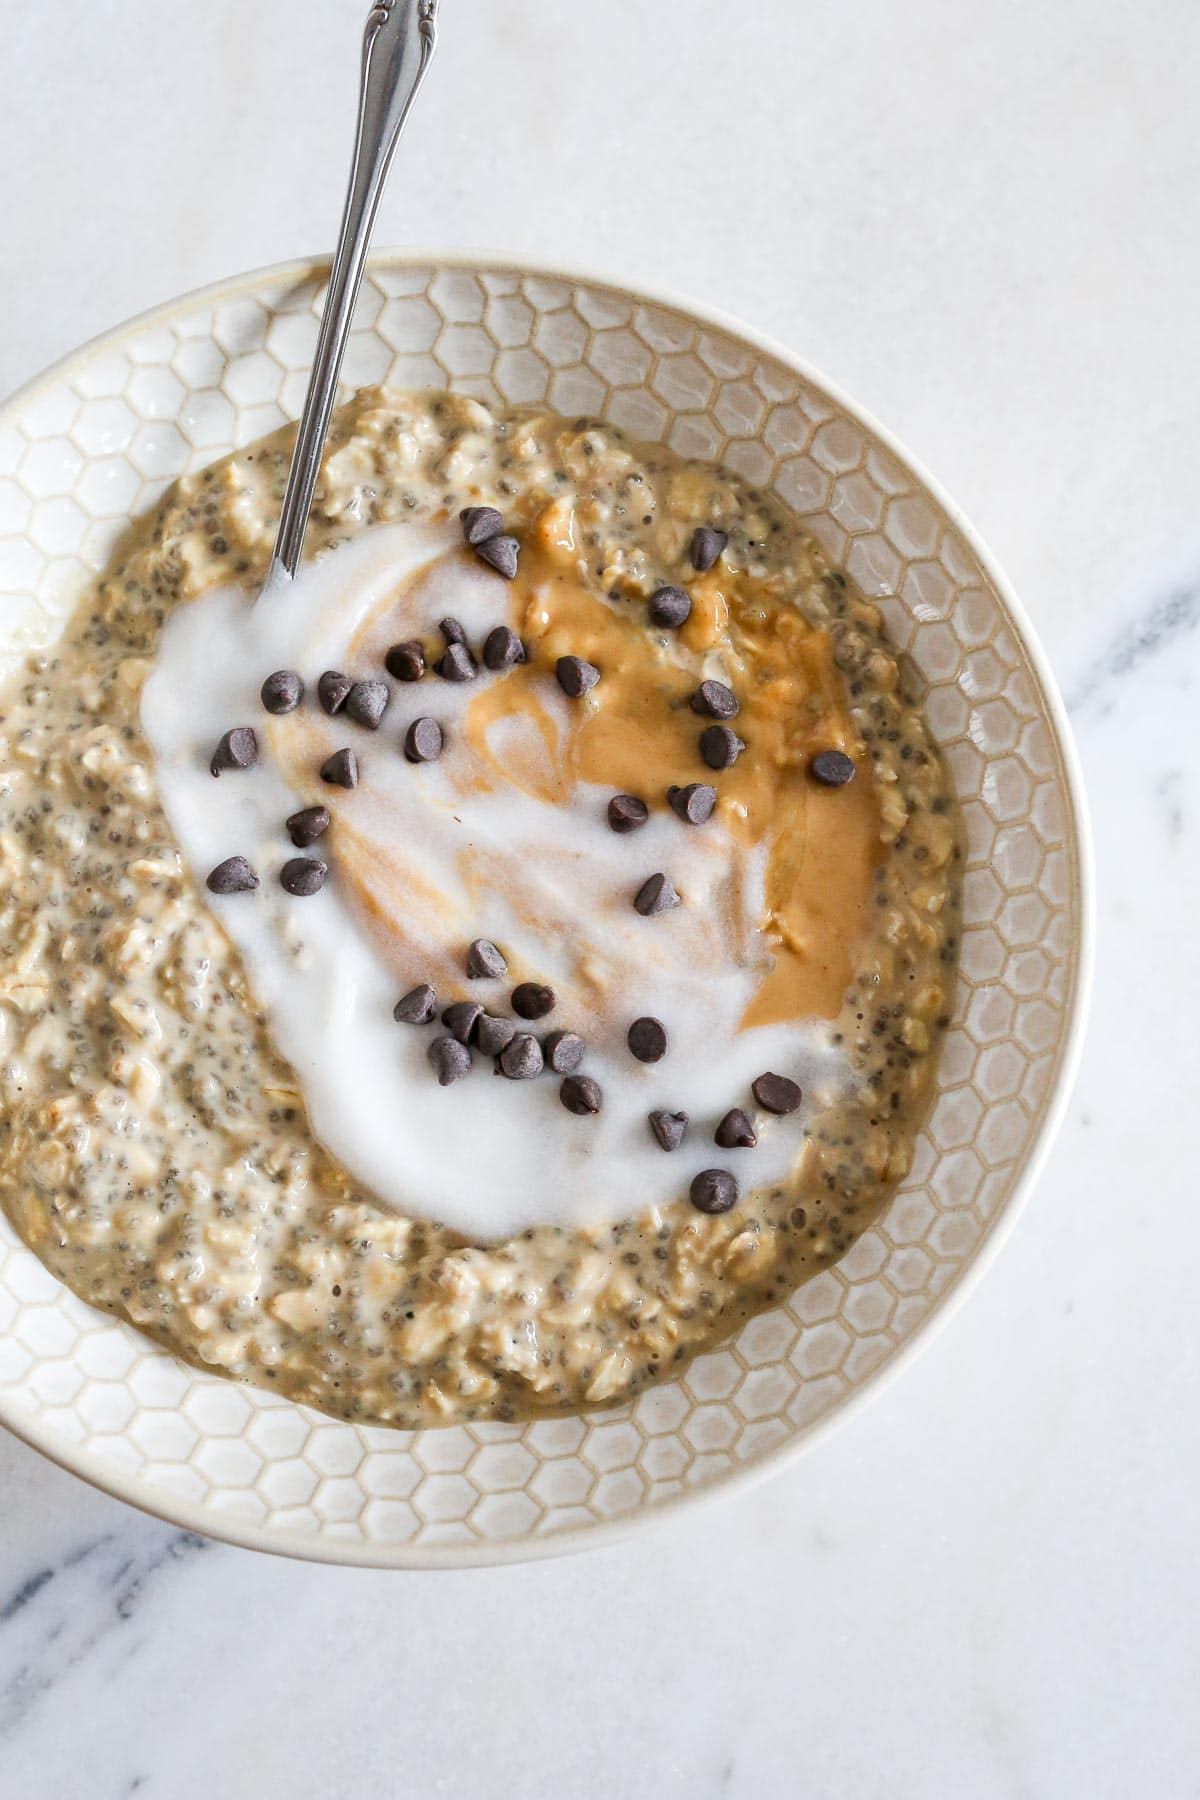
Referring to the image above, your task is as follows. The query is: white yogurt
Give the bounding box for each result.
[141,525,848,1239]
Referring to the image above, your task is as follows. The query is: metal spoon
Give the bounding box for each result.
[268,0,439,588]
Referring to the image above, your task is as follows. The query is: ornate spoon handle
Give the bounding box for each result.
[270,0,439,582]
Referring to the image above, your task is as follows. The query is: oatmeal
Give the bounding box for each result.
[0,388,960,1427]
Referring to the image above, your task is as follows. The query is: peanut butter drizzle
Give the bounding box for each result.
[293,518,882,1028]
[462,516,882,1025]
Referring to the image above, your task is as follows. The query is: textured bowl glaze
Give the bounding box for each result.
[0,254,1092,1566]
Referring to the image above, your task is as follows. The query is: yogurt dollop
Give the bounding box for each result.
[141,524,850,1238]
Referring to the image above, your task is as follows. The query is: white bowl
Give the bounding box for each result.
[0,253,1092,1566]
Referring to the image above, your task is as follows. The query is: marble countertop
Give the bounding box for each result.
[2,1,1196,1794]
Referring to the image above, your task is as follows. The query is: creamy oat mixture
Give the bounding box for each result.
[0,389,960,1427]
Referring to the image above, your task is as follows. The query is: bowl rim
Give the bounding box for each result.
[0,247,1094,1568]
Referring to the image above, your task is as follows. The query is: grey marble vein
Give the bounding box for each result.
[0,1530,209,1738]
[1067,575,1200,714]
[0,1568,54,1625]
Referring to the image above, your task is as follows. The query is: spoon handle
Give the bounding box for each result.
[270,0,439,581]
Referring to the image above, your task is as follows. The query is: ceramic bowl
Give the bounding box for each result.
[0,253,1092,1565]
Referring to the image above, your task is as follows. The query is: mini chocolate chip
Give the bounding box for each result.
[467,938,508,979]
[437,641,477,682]
[442,999,484,1045]
[690,526,729,572]
[700,724,746,770]
[286,805,331,848]
[394,983,437,1024]
[556,655,600,698]
[209,726,258,777]
[627,1016,668,1062]
[608,793,649,833]
[499,1031,543,1079]
[260,669,303,713]
[715,1107,757,1148]
[667,782,717,825]
[649,1109,688,1152]
[460,504,504,546]
[440,617,468,646]
[752,1071,802,1114]
[345,680,390,729]
[429,1035,471,1085]
[404,717,443,763]
[651,1108,690,1152]
[512,982,555,1021]
[560,1074,602,1115]
[318,670,353,714]
[206,855,258,895]
[482,625,526,670]
[648,585,691,629]
[634,872,681,916]
[810,749,856,787]
[385,640,426,682]
[542,1029,584,1073]
[320,747,358,788]
[280,857,328,897]
[476,534,520,579]
[475,1012,517,1056]
[690,1168,739,1213]
[690,679,739,719]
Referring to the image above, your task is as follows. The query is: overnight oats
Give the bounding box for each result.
[0,388,961,1428]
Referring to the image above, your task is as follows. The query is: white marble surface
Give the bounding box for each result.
[1,1,1197,1794]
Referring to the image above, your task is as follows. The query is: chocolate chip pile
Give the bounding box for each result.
[395,941,612,1116]
[200,504,858,1217]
